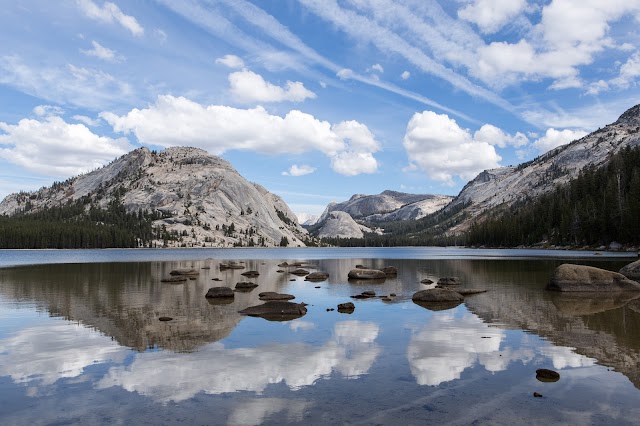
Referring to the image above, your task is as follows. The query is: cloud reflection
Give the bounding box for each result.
[0,321,126,387]
[227,398,310,426]
[97,320,381,403]
[408,311,508,386]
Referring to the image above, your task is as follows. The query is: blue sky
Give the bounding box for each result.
[1,0,640,217]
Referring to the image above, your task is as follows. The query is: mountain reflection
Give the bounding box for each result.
[97,320,380,403]
[407,310,534,386]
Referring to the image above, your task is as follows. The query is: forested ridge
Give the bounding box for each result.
[0,196,160,249]
[466,145,640,247]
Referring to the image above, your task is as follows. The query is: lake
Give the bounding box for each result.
[0,248,639,425]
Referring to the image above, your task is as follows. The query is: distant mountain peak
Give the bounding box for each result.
[616,103,640,125]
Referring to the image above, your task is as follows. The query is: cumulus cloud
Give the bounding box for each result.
[282,164,317,176]
[72,115,102,127]
[370,63,384,73]
[0,115,134,177]
[81,40,123,62]
[458,0,528,34]
[401,71,411,80]
[611,51,640,88]
[215,54,245,69]
[33,105,64,117]
[532,128,588,153]
[403,111,502,184]
[76,0,143,36]
[473,124,529,148]
[228,70,316,103]
[101,95,379,175]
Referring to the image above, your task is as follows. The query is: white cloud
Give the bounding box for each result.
[337,68,354,80]
[0,56,133,110]
[473,124,529,148]
[611,51,640,88]
[401,71,410,80]
[81,40,123,62]
[76,0,144,36]
[154,29,168,44]
[532,128,588,153]
[72,115,102,127]
[319,81,327,88]
[33,105,64,117]
[0,115,134,177]
[101,95,379,175]
[458,0,528,34]
[228,399,310,426]
[403,111,502,184]
[215,54,245,69]
[371,63,384,73]
[282,164,317,176]
[585,79,609,95]
[228,70,316,103]
[330,151,378,176]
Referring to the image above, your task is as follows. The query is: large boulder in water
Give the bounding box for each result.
[546,264,640,292]
[305,271,329,281]
[412,288,464,311]
[238,301,307,321]
[348,269,386,280]
[620,260,640,280]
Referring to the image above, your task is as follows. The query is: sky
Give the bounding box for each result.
[1,0,640,217]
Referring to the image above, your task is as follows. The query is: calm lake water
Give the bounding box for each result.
[0,248,639,425]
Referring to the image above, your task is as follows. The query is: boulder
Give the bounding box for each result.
[536,369,560,382]
[420,278,434,284]
[456,289,488,296]
[362,290,376,297]
[620,260,640,280]
[158,316,173,322]
[609,241,623,251]
[291,268,310,276]
[381,266,398,275]
[235,281,259,291]
[546,264,640,292]
[220,263,245,270]
[437,277,460,286]
[278,262,289,267]
[348,269,387,280]
[337,302,355,313]
[205,287,234,298]
[238,301,307,321]
[258,292,295,301]
[161,276,188,283]
[241,270,260,277]
[305,271,329,282]
[169,269,199,276]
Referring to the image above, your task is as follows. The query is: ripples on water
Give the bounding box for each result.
[0,248,639,425]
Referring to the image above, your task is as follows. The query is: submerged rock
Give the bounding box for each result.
[169,269,199,276]
[546,264,640,292]
[220,263,245,270]
[437,277,461,286]
[348,269,387,280]
[205,287,234,298]
[620,260,640,280]
[238,301,307,321]
[455,289,488,296]
[241,270,260,277]
[161,276,188,283]
[420,278,434,284]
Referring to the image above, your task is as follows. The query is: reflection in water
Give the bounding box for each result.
[407,310,527,386]
[97,320,380,403]
[227,398,310,426]
[0,321,126,387]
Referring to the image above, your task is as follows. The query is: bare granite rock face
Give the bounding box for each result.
[0,146,308,248]
[317,211,371,239]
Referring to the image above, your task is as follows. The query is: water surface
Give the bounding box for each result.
[0,249,639,424]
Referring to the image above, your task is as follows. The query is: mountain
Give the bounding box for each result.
[319,190,453,223]
[316,211,374,239]
[444,104,640,233]
[0,147,308,248]
[295,212,320,226]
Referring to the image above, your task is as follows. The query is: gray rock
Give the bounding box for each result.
[420,278,434,284]
[337,302,355,313]
[456,289,488,296]
[609,241,623,251]
[412,288,464,303]
[205,287,235,298]
[161,276,188,283]
[546,264,640,292]
[381,266,398,275]
[291,268,310,276]
[235,281,259,291]
[316,211,370,239]
[536,369,560,382]
[220,263,245,270]
[258,292,295,301]
[620,259,640,280]
[241,270,260,277]
[348,269,387,280]
[305,271,329,281]
[238,301,307,321]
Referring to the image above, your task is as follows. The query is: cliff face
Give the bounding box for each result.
[0,146,308,247]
